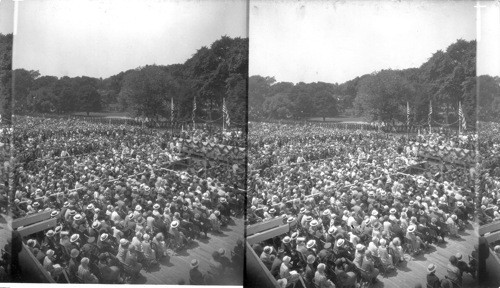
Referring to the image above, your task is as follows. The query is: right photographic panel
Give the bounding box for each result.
[246,1,497,287]
[477,1,500,287]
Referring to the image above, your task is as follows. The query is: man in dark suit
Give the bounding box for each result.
[426,263,441,288]
[189,259,205,285]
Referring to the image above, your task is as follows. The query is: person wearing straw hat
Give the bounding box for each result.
[352,243,365,269]
[67,249,80,283]
[116,238,129,263]
[260,246,274,270]
[208,250,225,278]
[304,254,316,287]
[306,239,318,258]
[333,257,357,288]
[313,263,335,288]
[378,238,394,271]
[455,253,474,277]
[77,257,99,283]
[169,220,186,251]
[281,236,293,255]
[269,249,284,279]
[131,232,143,253]
[446,214,459,238]
[361,250,379,284]
[124,245,143,278]
[81,231,99,262]
[405,225,423,255]
[97,252,122,284]
[446,255,462,286]
[426,263,441,288]
[42,249,57,276]
[189,259,205,285]
[209,210,222,234]
[218,247,232,269]
[280,256,299,285]
[98,233,115,255]
[309,219,323,239]
[142,234,157,264]
[43,229,57,251]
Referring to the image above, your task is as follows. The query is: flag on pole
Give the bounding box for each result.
[192,97,197,127]
[459,101,466,132]
[406,102,410,130]
[170,98,174,123]
[223,98,230,127]
[428,100,432,133]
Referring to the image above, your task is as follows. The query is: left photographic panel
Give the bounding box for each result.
[6,0,247,285]
[0,0,14,284]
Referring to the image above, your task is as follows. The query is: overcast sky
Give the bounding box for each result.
[250,0,497,84]
[1,0,247,78]
[478,0,500,79]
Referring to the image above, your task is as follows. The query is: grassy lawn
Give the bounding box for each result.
[71,111,132,118]
[308,116,369,123]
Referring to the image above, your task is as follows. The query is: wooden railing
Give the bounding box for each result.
[10,211,59,283]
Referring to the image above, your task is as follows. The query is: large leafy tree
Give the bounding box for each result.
[354,70,416,125]
[78,85,102,115]
[185,36,248,125]
[263,93,293,119]
[249,75,275,120]
[0,33,13,124]
[478,75,500,122]
[27,87,58,113]
[12,69,40,113]
[419,39,476,125]
[313,90,338,121]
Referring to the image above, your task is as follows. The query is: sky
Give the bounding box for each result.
[250,0,497,84]
[1,0,247,78]
[478,0,500,79]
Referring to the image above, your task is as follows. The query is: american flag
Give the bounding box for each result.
[171,98,174,123]
[223,98,230,127]
[459,101,466,132]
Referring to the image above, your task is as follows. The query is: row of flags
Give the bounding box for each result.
[406,101,467,133]
[169,97,231,128]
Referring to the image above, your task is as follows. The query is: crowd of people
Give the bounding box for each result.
[477,122,500,226]
[9,116,244,284]
[0,126,11,211]
[247,122,477,288]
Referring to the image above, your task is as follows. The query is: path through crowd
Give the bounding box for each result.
[377,224,477,288]
[134,216,244,285]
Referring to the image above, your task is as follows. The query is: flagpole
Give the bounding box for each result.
[429,100,432,134]
[406,101,409,142]
[222,98,225,132]
[458,101,461,136]
[170,97,174,137]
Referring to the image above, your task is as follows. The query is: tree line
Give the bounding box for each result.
[1,34,248,127]
[250,39,499,128]
[0,34,13,124]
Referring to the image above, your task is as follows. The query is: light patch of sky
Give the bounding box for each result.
[250,0,479,84]
[9,0,247,78]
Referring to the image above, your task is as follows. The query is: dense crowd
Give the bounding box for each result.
[477,122,500,226]
[0,126,12,282]
[248,122,476,288]
[0,126,11,213]
[10,116,244,284]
